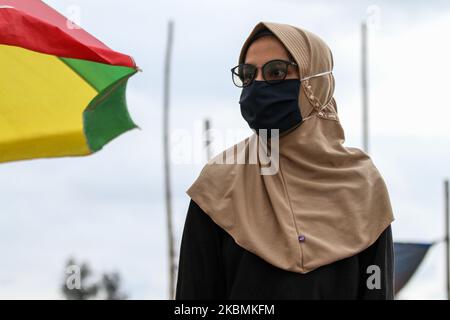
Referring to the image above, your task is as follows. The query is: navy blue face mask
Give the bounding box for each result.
[239,78,302,134]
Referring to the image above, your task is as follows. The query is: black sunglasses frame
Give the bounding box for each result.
[230,59,298,88]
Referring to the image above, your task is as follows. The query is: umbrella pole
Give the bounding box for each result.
[163,20,176,300]
[445,179,449,300]
[204,118,212,161]
[361,20,369,154]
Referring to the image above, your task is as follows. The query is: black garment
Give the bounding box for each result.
[175,199,394,300]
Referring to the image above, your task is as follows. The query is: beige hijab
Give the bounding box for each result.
[187,21,395,273]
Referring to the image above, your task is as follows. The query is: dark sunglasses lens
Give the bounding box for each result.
[263,60,288,83]
[232,64,255,87]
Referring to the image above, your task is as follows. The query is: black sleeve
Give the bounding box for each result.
[175,199,227,300]
[357,225,395,300]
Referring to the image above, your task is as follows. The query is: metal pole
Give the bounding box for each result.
[204,118,212,161]
[445,179,449,299]
[361,21,369,154]
[163,20,176,300]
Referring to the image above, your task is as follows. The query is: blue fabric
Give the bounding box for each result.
[394,242,432,294]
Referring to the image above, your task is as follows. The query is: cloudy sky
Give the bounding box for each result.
[1,0,450,299]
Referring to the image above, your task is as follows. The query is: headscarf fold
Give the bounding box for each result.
[187,21,394,273]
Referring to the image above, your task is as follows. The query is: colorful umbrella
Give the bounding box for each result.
[0,0,139,163]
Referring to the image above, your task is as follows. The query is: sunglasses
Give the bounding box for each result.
[230,59,298,88]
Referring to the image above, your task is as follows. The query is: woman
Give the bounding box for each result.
[175,21,395,300]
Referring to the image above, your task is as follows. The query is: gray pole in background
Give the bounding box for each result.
[361,21,369,154]
[445,179,449,300]
[204,118,212,161]
[163,20,176,300]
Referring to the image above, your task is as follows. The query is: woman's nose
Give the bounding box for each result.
[255,67,264,81]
